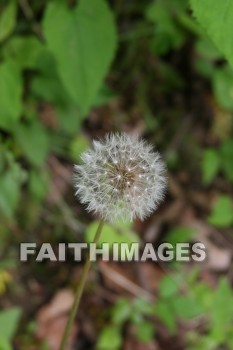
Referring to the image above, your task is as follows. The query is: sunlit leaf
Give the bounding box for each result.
[0,308,21,341]
[97,326,122,350]
[190,0,233,68]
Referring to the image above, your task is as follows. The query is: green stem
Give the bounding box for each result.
[59,219,105,350]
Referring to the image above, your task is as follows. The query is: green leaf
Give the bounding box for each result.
[31,49,85,133]
[31,50,70,104]
[0,1,17,43]
[172,296,203,319]
[159,275,179,298]
[154,301,177,333]
[211,279,233,342]
[0,61,23,130]
[29,169,50,201]
[69,134,90,162]
[56,105,84,135]
[14,121,50,167]
[97,326,122,350]
[3,36,45,69]
[135,321,154,343]
[195,38,221,61]
[166,227,194,246]
[192,282,213,310]
[0,161,25,218]
[112,298,131,325]
[213,67,233,110]
[145,1,185,54]
[86,221,139,246]
[202,149,220,185]
[43,0,117,115]
[208,195,233,228]
[220,138,233,182]
[190,0,233,68]
[0,337,11,350]
[0,307,22,341]
[132,298,153,316]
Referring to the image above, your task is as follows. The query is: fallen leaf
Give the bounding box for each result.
[37,289,77,350]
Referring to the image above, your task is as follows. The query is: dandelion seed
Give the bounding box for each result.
[74,133,167,222]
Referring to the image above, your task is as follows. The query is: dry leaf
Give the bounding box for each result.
[36,289,78,350]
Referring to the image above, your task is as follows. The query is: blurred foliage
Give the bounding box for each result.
[202,139,233,184]
[0,0,233,349]
[190,0,233,69]
[208,195,233,228]
[97,274,233,350]
[0,307,22,349]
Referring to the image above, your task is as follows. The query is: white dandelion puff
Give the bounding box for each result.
[74,133,167,222]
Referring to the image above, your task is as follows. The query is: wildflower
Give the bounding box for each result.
[74,133,166,222]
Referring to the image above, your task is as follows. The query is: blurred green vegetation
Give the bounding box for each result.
[0,0,232,349]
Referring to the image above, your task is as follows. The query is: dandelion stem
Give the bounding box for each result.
[59,219,105,350]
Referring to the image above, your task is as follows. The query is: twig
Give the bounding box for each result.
[100,263,153,301]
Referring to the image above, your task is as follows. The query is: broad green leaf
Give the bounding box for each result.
[0,61,22,130]
[213,67,233,110]
[190,0,233,68]
[43,0,117,115]
[208,195,233,228]
[0,1,17,42]
[0,307,21,341]
[14,121,49,167]
[202,149,220,185]
[97,326,122,350]
[0,337,11,350]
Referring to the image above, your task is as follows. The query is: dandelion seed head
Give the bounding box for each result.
[74,133,167,222]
